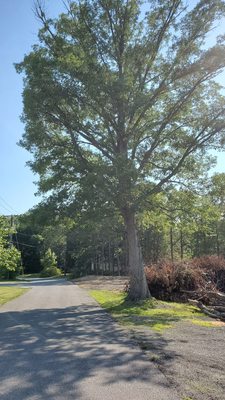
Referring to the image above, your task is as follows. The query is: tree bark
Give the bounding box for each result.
[170,226,174,261]
[123,208,151,300]
[180,228,184,260]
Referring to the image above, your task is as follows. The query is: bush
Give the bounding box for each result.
[145,256,225,301]
[40,249,61,277]
[0,245,22,280]
[40,265,61,277]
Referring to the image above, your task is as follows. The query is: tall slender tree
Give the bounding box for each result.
[17,0,225,299]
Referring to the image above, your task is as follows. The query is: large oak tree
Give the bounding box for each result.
[17,0,225,299]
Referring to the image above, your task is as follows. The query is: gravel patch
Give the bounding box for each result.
[74,275,129,291]
[76,276,225,400]
[129,321,225,400]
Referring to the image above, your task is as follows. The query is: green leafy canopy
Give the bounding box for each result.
[0,216,21,275]
[16,0,225,214]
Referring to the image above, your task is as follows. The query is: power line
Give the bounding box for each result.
[14,241,37,248]
[0,204,38,248]
[0,203,13,214]
[0,195,19,214]
[17,232,37,238]
[0,200,21,258]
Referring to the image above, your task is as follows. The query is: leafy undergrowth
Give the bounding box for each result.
[0,287,28,306]
[90,290,218,332]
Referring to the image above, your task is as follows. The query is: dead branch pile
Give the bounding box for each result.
[186,291,225,321]
[145,256,225,320]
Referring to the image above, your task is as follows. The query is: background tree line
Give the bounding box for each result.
[13,172,225,278]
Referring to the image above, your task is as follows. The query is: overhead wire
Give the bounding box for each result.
[0,195,19,214]
[15,242,37,248]
[0,196,38,259]
[17,232,37,238]
[0,202,13,214]
[0,197,37,275]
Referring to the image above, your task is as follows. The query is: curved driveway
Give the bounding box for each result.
[0,278,179,399]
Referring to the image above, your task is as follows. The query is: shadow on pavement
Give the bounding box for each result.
[0,302,178,400]
[0,278,67,288]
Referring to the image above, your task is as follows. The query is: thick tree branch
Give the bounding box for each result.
[138,72,219,172]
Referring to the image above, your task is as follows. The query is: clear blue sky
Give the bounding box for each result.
[0,0,64,215]
[0,1,225,216]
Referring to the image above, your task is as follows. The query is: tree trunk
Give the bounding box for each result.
[123,208,151,300]
[170,226,174,261]
[117,254,121,276]
[180,228,184,260]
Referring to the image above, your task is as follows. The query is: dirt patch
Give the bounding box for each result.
[76,276,225,400]
[210,320,225,327]
[74,275,129,291]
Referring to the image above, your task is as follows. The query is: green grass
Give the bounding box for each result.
[18,273,41,279]
[182,397,194,400]
[90,290,217,332]
[0,287,28,306]
[18,273,64,280]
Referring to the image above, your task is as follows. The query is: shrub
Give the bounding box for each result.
[40,265,61,277]
[40,249,61,277]
[0,245,22,280]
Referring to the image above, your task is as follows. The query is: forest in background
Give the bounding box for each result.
[7,171,224,279]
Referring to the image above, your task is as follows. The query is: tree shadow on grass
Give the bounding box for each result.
[0,303,179,400]
[105,297,203,331]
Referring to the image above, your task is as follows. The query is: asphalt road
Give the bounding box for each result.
[0,278,179,400]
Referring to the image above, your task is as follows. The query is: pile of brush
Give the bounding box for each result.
[145,255,225,321]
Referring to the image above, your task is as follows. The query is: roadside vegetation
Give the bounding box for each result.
[0,287,28,306]
[0,216,21,280]
[18,273,41,279]
[90,290,218,332]
[0,215,62,281]
[18,273,63,280]
[39,249,62,278]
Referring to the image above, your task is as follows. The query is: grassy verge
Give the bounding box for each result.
[90,290,218,332]
[0,287,28,306]
[18,273,64,280]
[18,273,41,279]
